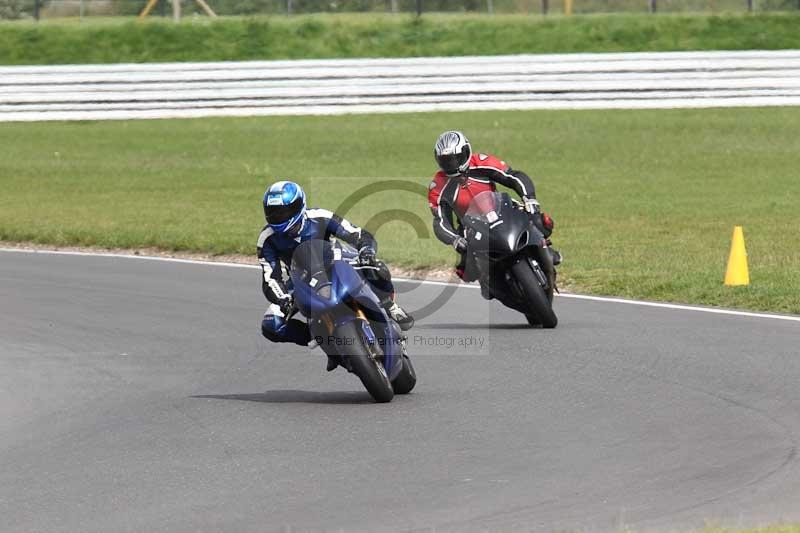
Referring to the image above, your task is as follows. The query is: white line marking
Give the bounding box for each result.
[394,277,475,288]
[1,247,798,323]
[554,293,800,323]
[0,247,258,269]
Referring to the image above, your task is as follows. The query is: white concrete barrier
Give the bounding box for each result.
[1,50,799,121]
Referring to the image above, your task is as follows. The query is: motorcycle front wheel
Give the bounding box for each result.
[511,260,558,329]
[337,320,394,403]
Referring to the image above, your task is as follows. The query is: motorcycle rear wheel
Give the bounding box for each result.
[391,355,417,394]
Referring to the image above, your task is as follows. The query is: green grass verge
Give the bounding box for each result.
[3,13,800,65]
[702,527,800,533]
[1,107,799,314]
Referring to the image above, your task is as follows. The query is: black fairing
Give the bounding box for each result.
[462,192,554,313]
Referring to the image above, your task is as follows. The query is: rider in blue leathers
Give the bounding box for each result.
[258,181,413,369]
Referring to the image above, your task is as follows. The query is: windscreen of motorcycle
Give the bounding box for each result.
[465,191,502,223]
[290,239,338,288]
[290,239,360,288]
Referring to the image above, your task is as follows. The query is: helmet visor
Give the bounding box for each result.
[265,195,304,226]
[436,152,468,176]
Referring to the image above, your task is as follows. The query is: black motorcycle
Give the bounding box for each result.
[462,191,558,328]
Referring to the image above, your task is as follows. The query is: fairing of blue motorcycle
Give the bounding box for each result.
[289,239,415,402]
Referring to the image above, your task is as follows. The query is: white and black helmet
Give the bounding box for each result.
[434,130,472,178]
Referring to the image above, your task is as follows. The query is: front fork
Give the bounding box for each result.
[496,251,554,310]
[527,257,549,288]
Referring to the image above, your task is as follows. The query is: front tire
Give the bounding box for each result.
[391,355,417,394]
[511,260,558,329]
[337,321,394,403]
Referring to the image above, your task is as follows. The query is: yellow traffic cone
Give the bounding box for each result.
[724,226,750,286]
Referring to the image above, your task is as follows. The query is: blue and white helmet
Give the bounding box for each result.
[263,180,306,232]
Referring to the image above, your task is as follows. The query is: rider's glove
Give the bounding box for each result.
[452,237,468,254]
[358,246,377,266]
[279,296,294,318]
[523,197,541,214]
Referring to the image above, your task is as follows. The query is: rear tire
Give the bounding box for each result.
[337,321,394,403]
[391,355,417,394]
[511,260,558,329]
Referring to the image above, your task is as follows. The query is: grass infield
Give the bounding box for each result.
[0,107,798,314]
[702,527,800,533]
[2,13,800,65]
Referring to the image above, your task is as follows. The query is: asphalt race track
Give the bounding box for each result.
[2,250,799,532]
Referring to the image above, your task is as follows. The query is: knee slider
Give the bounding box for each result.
[261,315,285,342]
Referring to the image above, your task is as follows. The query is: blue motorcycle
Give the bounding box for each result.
[289,239,416,403]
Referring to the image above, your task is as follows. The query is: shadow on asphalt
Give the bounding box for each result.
[419,322,532,330]
[192,390,374,404]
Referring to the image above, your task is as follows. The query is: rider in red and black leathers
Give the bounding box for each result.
[428,130,559,283]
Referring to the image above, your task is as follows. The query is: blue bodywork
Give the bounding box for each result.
[290,243,404,380]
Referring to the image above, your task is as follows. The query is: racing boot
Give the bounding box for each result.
[545,239,562,266]
[309,337,339,372]
[545,244,561,294]
[478,273,493,300]
[326,355,339,372]
[386,301,414,331]
[480,284,492,300]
